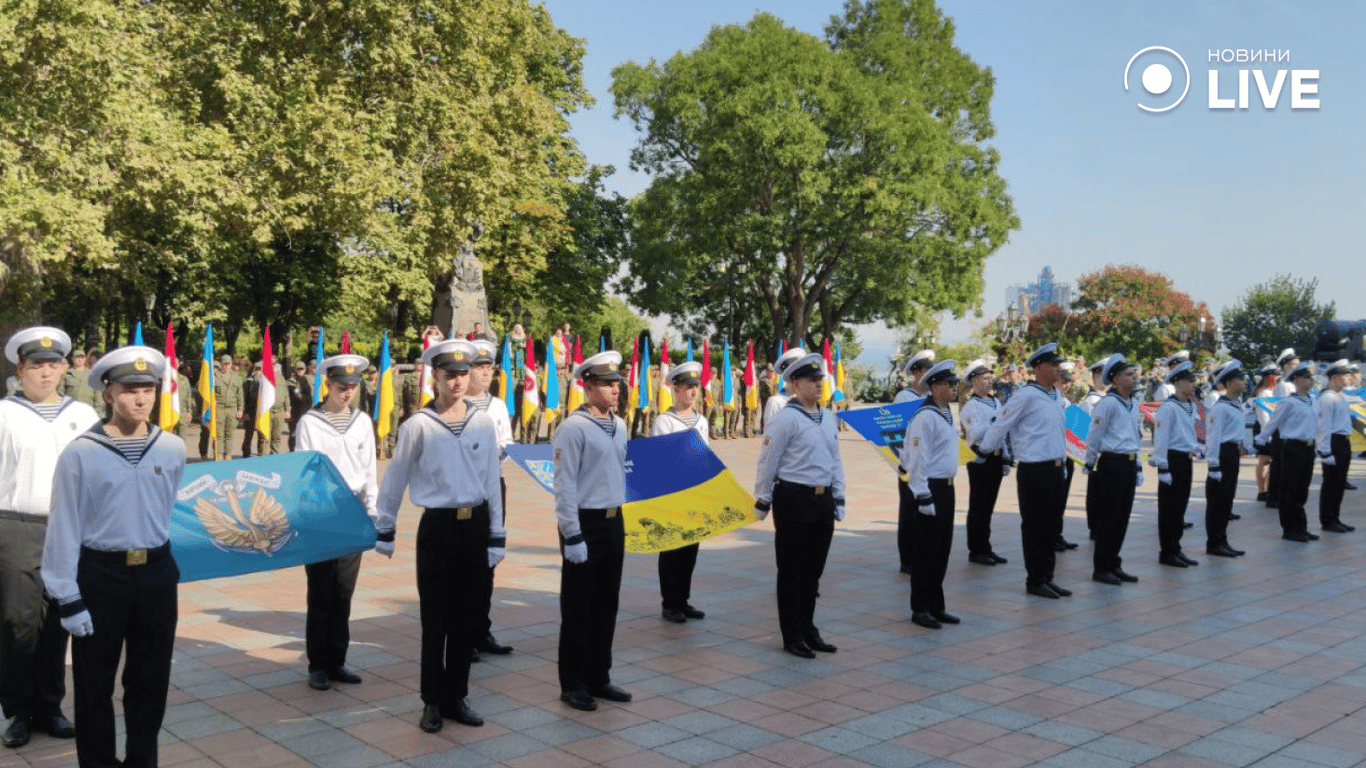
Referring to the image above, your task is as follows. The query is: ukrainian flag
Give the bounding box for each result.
[721,340,735,411]
[374,332,394,438]
[198,324,216,439]
[499,334,515,417]
[312,327,326,405]
[543,332,560,423]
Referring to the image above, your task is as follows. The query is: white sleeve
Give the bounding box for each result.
[41,447,85,605]
[356,416,380,521]
[1256,400,1285,445]
[753,414,790,504]
[1317,396,1333,457]
[485,422,505,545]
[1152,403,1172,470]
[292,413,318,452]
[1084,400,1109,466]
[829,415,845,499]
[552,423,584,540]
[375,420,420,533]
[904,416,930,499]
[979,394,1024,454]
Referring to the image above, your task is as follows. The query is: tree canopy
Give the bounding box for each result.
[1221,274,1336,365]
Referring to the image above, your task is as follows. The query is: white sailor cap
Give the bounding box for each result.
[1059,361,1076,379]
[422,340,476,373]
[964,358,992,380]
[1286,361,1313,380]
[1026,342,1064,368]
[774,347,806,376]
[89,345,165,391]
[1088,359,1107,374]
[1325,358,1353,378]
[782,352,826,384]
[1164,349,1190,367]
[321,354,370,384]
[668,361,702,386]
[573,350,624,382]
[919,359,959,389]
[1163,361,1195,385]
[5,326,71,364]
[1214,359,1245,385]
[1102,353,1137,386]
[1275,348,1297,366]
[901,349,935,377]
[471,339,497,364]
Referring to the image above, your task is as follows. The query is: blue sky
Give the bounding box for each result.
[541,0,1366,368]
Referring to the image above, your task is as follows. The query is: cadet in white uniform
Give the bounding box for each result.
[376,340,502,732]
[893,349,934,573]
[1152,362,1200,568]
[1255,362,1317,541]
[893,349,934,404]
[753,353,845,658]
[1151,350,1189,403]
[1316,359,1355,533]
[43,346,185,768]
[902,361,962,629]
[1265,348,1299,506]
[1078,359,1107,541]
[960,359,1009,566]
[553,351,632,712]
[979,343,1071,599]
[1083,354,1144,585]
[467,339,515,657]
[0,328,97,748]
[293,354,378,691]
[1204,360,1250,558]
[653,362,710,623]
[761,347,806,434]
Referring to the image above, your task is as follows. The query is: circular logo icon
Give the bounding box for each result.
[134,358,148,371]
[1124,46,1190,113]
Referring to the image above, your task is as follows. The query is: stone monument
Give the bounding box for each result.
[432,223,490,338]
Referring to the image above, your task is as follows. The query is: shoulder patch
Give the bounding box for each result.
[763,436,771,446]
[553,448,562,461]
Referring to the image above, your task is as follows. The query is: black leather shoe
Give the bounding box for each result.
[1059,537,1079,550]
[1183,521,1194,529]
[1282,531,1313,542]
[1206,544,1240,558]
[1177,553,1199,566]
[1228,546,1246,556]
[1323,521,1352,533]
[898,565,913,575]
[1159,553,1188,567]
[661,608,687,623]
[911,611,941,629]
[1093,570,1122,585]
[477,634,513,655]
[784,641,816,659]
[45,714,75,739]
[1346,481,1358,490]
[308,670,331,691]
[2,717,30,748]
[1342,523,1356,532]
[443,698,484,726]
[1112,567,1139,583]
[470,648,481,662]
[588,683,632,702]
[1307,532,1321,540]
[1256,492,1268,501]
[1046,582,1072,597]
[991,552,1009,564]
[419,704,443,733]
[931,611,960,625]
[805,635,838,653]
[968,553,998,565]
[560,690,597,711]
[1266,500,1279,508]
[1228,513,1241,520]
[1026,583,1060,599]
[328,666,362,684]
[681,605,705,619]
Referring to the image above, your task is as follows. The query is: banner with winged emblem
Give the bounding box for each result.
[837,402,975,469]
[171,452,377,582]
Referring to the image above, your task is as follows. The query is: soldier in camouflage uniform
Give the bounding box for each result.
[214,354,244,460]
[241,360,260,457]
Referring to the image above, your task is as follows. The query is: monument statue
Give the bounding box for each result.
[431,223,490,338]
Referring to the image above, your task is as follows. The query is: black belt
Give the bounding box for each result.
[80,541,171,567]
[580,506,622,518]
[427,502,489,521]
[1017,459,1064,468]
[776,478,830,495]
[928,477,954,488]
[1220,440,1241,448]
[0,509,47,524]
[1100,452,1137,461]
[1284,439,1315,450]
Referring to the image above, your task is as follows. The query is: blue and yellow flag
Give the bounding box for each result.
[171,452,376,581]
[833,342,846,403]
[506,431,757,553]
[197,324,216,438]
[687,337,694,363]
[543,332,560,422]
[499,334,515,417]
[132,322,143,346]
[838,402,974,469]
[374,332,394,438]
[312,327,326,405]
[721,340,736,411]
[637,335,651,411]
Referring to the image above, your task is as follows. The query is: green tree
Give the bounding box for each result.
[1221,274,1335,365]
[611,2,1018,347]
[1061,265,1212,364]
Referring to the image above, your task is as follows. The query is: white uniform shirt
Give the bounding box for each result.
[1256,394,1316,444]
[552,408,628,541]
[1316,389,1353,456]
[469,394,514,461]
[1205,396,1249,469]
[1153,382,1175,402]
[1272,378,1295,398]
[979,383,1065,463]
[0,396,101,515]
[754,401,845,504]
[960,395,1010,462]
[1152,397,1199,470]
[653,408,710,445]
[762,393,789,434]
[1255,385,1275,429]
[892,387,923,405]
[901,402,958,499]
[293,407,379,520]
[1084,391,1142,465]
[1079,388,1104,415]
[42,426,186,604]
[376,403,503,541]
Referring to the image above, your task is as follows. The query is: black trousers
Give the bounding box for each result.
[910,479,955,614]
[772,482,835,645]
[965,458,1003,557]
[658,544,700,611]
[1320,434,1352,527]
[1092,453,1138,572]
[1267,433,1283,500]
[0,515,68,722]
[1016,461,1063,587]
[304,552,362,672]
[896,479,914,570]
[73,545,178,768]
[558,508,624,692]
[416,504,489,706]
[1157,451,1193,556]
[1057,459,1074,540]
[1277,441,1313,535]
[1205,442,1241,548]
[477,478,508,639]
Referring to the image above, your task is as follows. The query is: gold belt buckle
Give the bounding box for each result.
[1128,453,1136,461]
[945,478,954,487]
[606,506,619,518]
[126,549,147,566]
[456,507,472,520]
[898,472,909,484]
[814,486,826,496]
[1053,460,1062,467]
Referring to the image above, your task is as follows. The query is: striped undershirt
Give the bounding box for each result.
[468,394,491,412]
[14,395,63,422]
[322,409,353,432]
[108,435,150,464]
[671,410,700,429]
[575,406,616,436]
[785,400,822,425]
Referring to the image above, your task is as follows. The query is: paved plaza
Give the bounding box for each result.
[7,424,1366,768]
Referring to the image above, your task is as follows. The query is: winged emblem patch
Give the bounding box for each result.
[194,486,293,556]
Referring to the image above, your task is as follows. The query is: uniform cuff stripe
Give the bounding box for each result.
[59,599,87,618]
[487,537,506,548]
[564,534,585,546]
[376,530,395,543]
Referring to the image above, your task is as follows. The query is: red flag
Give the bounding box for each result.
[157,322,180,431]
[743,339,755,387]
[340,331,351,354]
[701,339,711,388]
[521,330,538,426]
[255,327,278,439]
[629,336,640,405]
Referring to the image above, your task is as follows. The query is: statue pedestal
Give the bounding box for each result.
[431,227,489,337]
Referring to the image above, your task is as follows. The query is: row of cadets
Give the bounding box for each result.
[1082,354,1144,585]
[552,351,632,712]
[375,339,503,732]
[291,354,378,692]
[894,349,934,575]
[0,328,99,748]
[1079,358,1107,543]
[959,359,1010,567]
[467,339,516,658]
[1263,347,1300,507]
[752,352,845,659]
[1152,361,1201,568]
[1151,349,1190,402]
[1255,361,1317,540]
[652,361,709,624]
[760,346,807,433]
[1317,359,1356,534]
[43,345,186,768]
[902,360,963,630]
[1203,360,1250,559]
[979,343,1073,599]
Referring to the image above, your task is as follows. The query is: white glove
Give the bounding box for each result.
[1136,470,1144,486]
[833,502,846,522]
[61,610,93,637]
[374,540,395,558]
[1002,465,1011,477]
[488,547,505,568]
[1081,464,1093,475]
[1159,471,1173,485]
[1208,470,1222,482]
[1323,455,1337,466]
[1060,464,1068,479]
[753,504,770,521]
[563,541,588,564]
[917,497,935,517]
